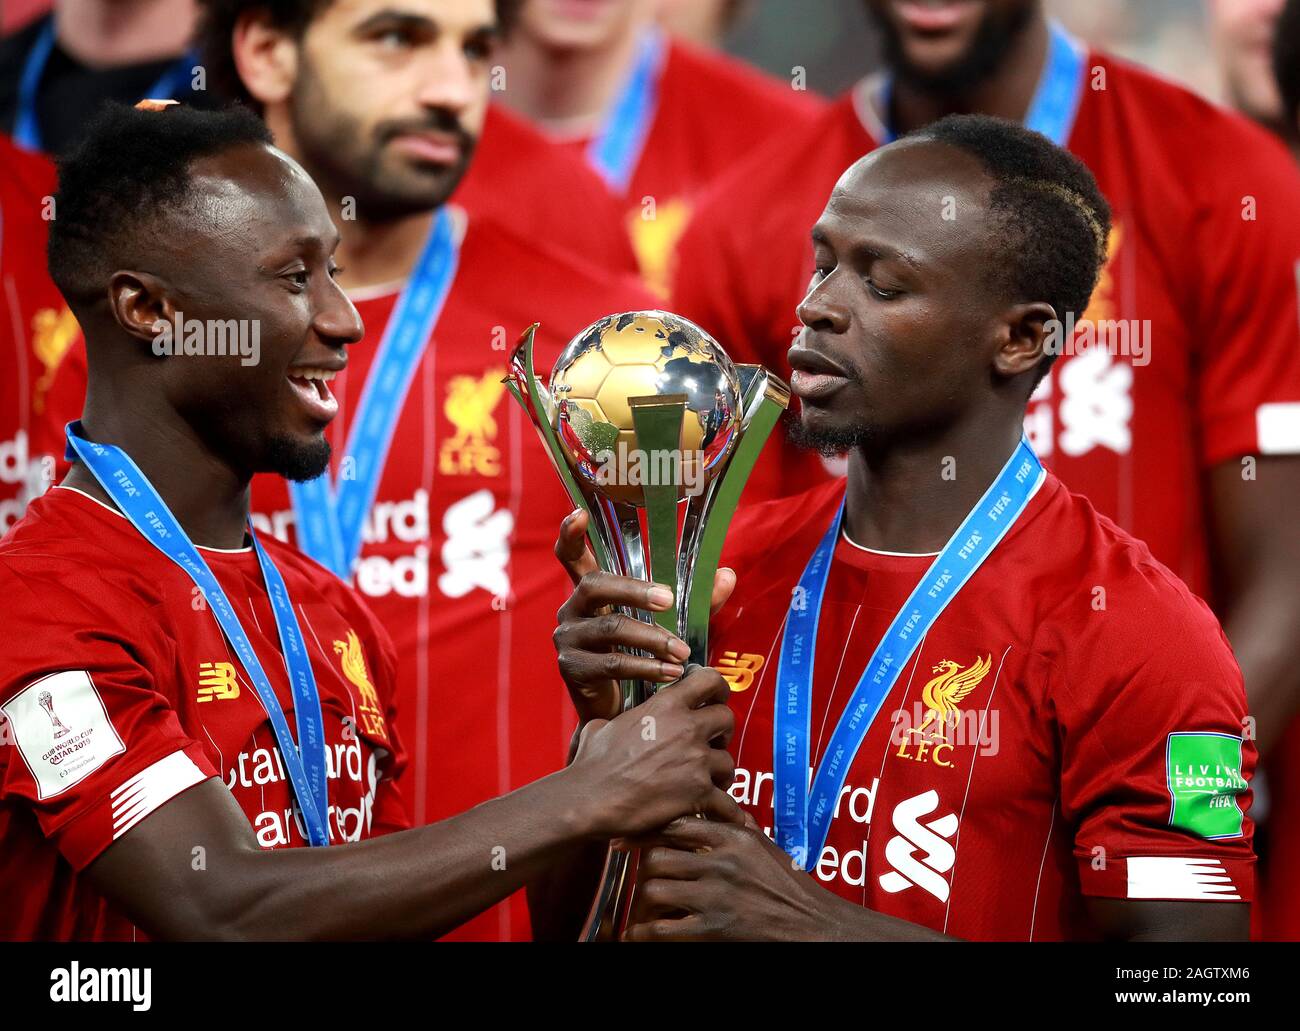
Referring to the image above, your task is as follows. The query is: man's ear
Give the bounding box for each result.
[232,9,299,107]
[107,270,176,348]
[993,301,1057,379]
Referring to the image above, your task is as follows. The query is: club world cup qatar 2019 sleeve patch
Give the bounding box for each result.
[1,669,126,799]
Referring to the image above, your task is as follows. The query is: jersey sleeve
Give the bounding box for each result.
[0,572,217,870]
[1051,559,1255,902]
[1191,126,1300,466]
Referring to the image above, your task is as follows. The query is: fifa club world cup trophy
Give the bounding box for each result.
[506,310,789,941]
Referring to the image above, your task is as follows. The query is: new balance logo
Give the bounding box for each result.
[878,789,959,902]
[716,651,764,692]
[197,662,239,702]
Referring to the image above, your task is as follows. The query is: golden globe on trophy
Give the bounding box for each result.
[505,310,789,942]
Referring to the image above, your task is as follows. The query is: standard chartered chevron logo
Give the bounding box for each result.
[878,790,959,902]
[438,489,513,598]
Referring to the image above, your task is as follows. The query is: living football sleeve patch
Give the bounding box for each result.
[1,670,126,799]
[1165,731,1247,839]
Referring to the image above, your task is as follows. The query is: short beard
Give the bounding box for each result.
[786,410,873,458]
[265,434,332,482]
[873,2,1035,97]
[289,54,475,221]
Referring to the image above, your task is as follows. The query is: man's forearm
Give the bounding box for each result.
[526,722,607,941]
[229,768,599,940]
[95,767,602,941]
[96,666,739,941]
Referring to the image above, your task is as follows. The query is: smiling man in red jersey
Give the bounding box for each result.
[0,101,739,942]
[546,118,1256,942]
[670,0,1300,939]
[495,0,825,295]
[31,0,659,942]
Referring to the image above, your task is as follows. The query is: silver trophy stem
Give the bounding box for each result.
[580,505,642,942]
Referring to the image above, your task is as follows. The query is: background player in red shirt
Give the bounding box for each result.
[0,135,69,534]
[670,0,1300,939]
[0,101,738,941]
[545,117,1255,942]
[495,0,825,294]
[33,0,661,940]
[198,0,640,275]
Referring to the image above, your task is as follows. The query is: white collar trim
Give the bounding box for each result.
[839,526,940,558]
[837,469,1046,558]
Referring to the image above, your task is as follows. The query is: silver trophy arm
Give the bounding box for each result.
[677,365,790,665]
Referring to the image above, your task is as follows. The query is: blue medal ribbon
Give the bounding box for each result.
[14,18,197,152]
[65,423,332,847]
[879,20,1086,146]
[288,206,460,579]
[773,437,1044,868]
[586,28,666,192]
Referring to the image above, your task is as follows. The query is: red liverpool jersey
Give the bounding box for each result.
[0,135,73,532]
[711,474,1256,940]
[458,104,638,277]
[544,34,825,296]
[672,52,1300,604]
[0,486,409,941]
[29,209,654,941]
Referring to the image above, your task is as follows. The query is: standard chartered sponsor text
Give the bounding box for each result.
[730,765,879,885]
